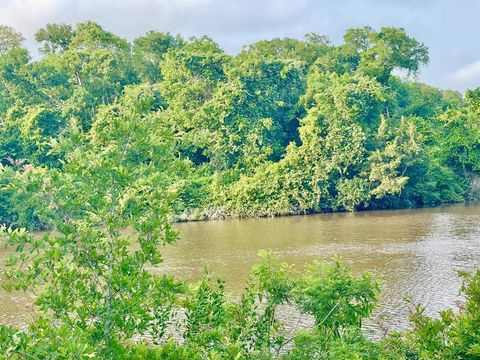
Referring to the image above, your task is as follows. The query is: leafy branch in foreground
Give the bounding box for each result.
[1,85,186,358]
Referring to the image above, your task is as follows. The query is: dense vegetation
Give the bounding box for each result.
[0,22,479,359]
[0,22,479,227]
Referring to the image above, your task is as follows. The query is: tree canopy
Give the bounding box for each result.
[0,22,476,225]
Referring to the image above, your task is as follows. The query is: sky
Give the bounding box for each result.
[0,0,479,91]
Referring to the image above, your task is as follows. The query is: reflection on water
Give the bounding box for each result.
[1,203,480,333]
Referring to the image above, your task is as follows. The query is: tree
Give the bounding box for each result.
[343,26,429,83]
[0,47,30,116]
[356,27,429,83]
[240,35,330,67]
[0,25,24,55]
[438,88,480,173]
[0,85,184,357]
[35,23,75,54]
[133,31,184,82]
[159,36,229,165]
[58,21,138,129]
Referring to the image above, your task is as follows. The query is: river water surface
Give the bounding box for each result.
[1,203,480,334]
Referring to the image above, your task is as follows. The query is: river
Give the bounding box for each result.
[1,203,480,334]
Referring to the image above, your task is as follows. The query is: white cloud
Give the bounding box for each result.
[0,0,312,36]
[0,0,66,31]
[447,59,480,89]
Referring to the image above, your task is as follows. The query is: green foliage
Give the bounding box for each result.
[35,23,75,55]
[240,34,330,67]
[388,268,480,359]
[58,22,138,130]
[0,239,383,359]
[348,26,429,83]
[294,259,380,335]
[0,84,185,357]
[0,25,24,55]
[0,22,478,359]
[133,31,184,82]
[166,253,380,359]
[437,88,480,173]
[0,166,19,226]
[0,23,473,225]
[283,328,381,360]
[0,164,46,229]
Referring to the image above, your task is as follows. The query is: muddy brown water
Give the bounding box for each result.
[1,203,480,334]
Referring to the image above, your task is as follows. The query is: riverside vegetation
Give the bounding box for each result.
[0,22,479,359]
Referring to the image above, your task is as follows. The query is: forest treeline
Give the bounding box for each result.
[0,22,479,228]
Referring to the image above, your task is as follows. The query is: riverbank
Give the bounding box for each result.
[173,199,473,223]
